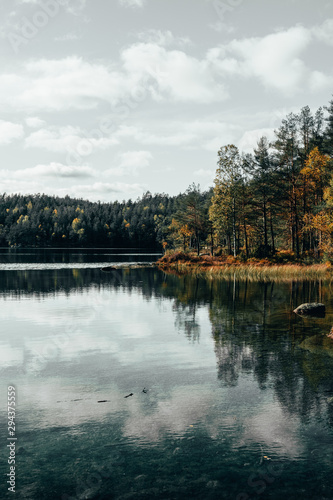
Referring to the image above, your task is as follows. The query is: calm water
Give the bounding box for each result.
[1,250,333,499]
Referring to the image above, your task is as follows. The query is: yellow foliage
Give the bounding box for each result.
[301,147,330,192]
[17,215,29,224]
[72,217,81,231]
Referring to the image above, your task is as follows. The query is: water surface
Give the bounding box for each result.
[1,250,333,499]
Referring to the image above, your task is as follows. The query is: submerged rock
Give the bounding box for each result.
[100,266,117,272]
[299,334,333,357]
[293,302,325,317]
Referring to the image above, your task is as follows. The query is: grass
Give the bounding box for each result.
[156,251,333,281]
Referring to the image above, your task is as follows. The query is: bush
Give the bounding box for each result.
[272,250,296,263]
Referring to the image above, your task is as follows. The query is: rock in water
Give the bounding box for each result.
[293,302,325,317]
[100,266,117,272]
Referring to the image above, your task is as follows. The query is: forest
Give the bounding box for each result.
[0,95,333,260]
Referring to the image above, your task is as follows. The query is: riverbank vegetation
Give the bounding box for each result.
[156,251,332,281]
[1,96,333,262]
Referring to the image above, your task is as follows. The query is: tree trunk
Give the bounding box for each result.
[270,212,275,254]
[244,217,249,258]
[233,196,236,257]
[263,194,268,255]
[210,227,214,256]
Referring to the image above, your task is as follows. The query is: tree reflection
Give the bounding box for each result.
[2,265,333,426]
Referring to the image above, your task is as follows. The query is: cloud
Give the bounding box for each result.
[114,120,240,149]
[67,181,146,198]
[25,116,46,128]
[118,0,146,8]
[137,29,190,47]
[312,18,333,46]
[104,150,153,177]
[14,163,95,178]
[0,163,94,182]
[238,127,277,153]
[207,25,314,95]
[0,120,24,144]
[0,174,145,202]
[122,43,228,103]
[25,125,118,152]
[0,57,131,112]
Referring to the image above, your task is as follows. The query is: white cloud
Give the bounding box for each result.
[137,29,190,47]
[309,70,333,92]
[122,43,228,103]
[115,125,196,146]
[0,163,95,181]
[67,181,146,198]
[238,128,277,153]
[0,57,131,112]
[14,163,95,178]
[104,150,153,177]
[114,120,240,150]
[0,175,145,202]
[25,125,118,152]
[207,26,313,94]
[118,0,146,8]
[0,120,24,144]
[312,18,333,45]
[25,116,46,128]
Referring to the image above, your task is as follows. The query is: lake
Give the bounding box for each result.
[1,249,333,499]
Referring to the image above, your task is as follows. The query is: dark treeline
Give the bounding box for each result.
[1,96,333,257]
[0,191,179,249]
[0,186,213,251]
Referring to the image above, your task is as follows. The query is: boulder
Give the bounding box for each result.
[293,302,325,317]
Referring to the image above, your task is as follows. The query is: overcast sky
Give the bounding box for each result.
[0,0,332,202]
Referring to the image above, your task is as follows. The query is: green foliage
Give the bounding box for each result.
[0,192,177,249]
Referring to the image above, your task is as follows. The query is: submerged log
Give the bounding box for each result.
[293,302,325,317]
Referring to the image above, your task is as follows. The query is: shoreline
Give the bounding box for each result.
[156,253,332,281]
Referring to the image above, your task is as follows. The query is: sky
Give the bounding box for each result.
[0,0,332,203]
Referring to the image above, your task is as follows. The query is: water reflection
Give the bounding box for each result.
[1,261,333,498]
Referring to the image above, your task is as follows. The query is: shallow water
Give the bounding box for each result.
[1,250,333,499]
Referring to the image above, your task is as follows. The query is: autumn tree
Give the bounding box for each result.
[210,145,245,257]
[174,184,207,255]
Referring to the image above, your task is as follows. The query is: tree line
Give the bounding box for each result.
[0,191,177,249]
[1,96,332,259]
[166,96,333,260]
